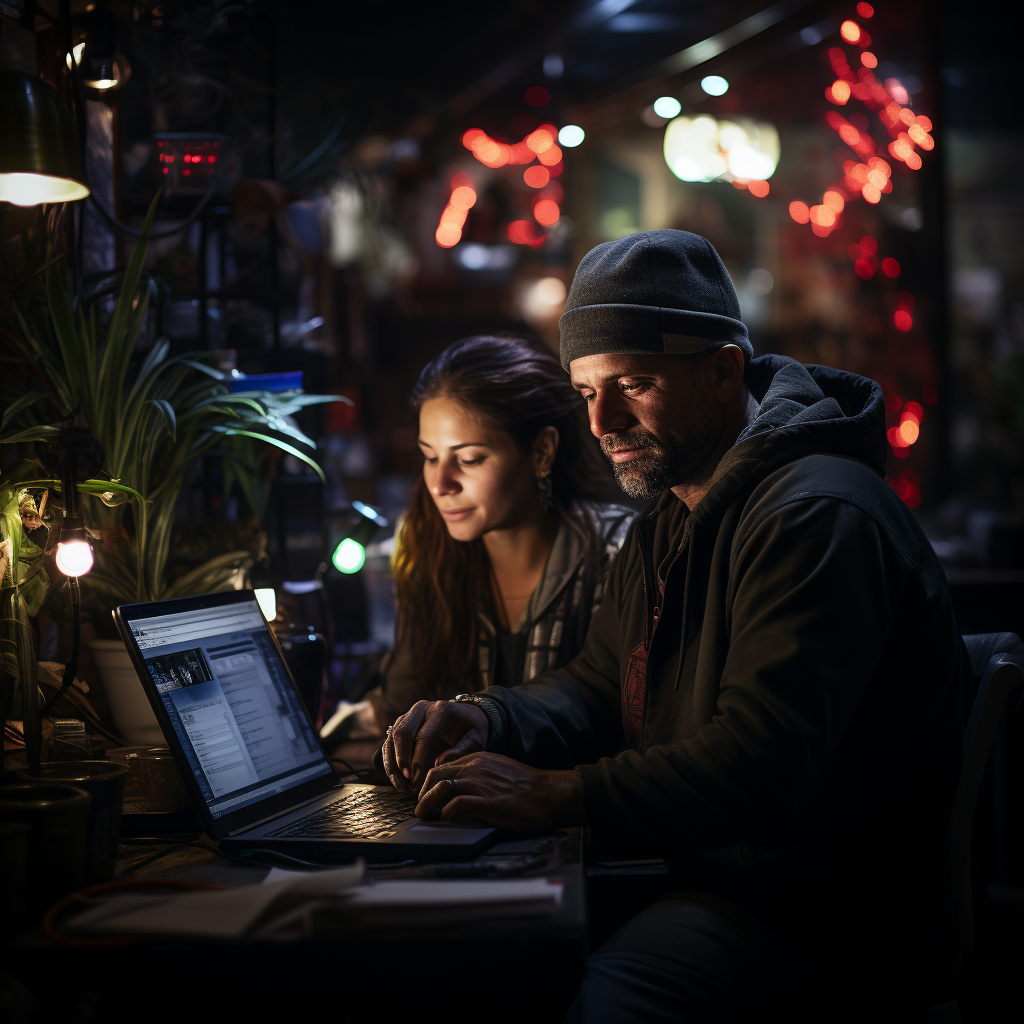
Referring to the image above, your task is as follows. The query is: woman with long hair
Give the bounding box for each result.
[364,335,634,730]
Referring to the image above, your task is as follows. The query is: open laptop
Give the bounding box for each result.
[114,590,496,862]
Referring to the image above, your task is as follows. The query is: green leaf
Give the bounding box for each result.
[179,359,226,381]
[1,391,48,434]
[147,399,177,442]
[162,550,253,600]
[0,424,61,445]
[210,428,326,482]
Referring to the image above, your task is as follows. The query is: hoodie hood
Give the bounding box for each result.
[678,354,888,524]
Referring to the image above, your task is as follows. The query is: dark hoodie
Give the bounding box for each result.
[483,354,970,997]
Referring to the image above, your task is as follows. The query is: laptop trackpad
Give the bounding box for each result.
[403,823,493,843]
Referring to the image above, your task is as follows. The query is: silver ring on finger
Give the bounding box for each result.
[446,778,457,795]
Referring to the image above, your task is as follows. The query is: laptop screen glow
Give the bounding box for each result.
[126,599,332,819]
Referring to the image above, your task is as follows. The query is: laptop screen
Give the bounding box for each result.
[124,597,333,820]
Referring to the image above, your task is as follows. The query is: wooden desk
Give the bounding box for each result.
[6,815,587,1024]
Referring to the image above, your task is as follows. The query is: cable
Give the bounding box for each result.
[329,756,377,779]
[279,112,348,181]
[87,180,218,240]
[40,877,231,948]
[40,575,79,718]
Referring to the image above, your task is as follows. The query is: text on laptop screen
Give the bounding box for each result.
[127,600,331,818]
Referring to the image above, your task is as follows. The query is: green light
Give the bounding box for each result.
[332,537,366,574]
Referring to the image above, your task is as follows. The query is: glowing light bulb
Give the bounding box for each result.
[254,588,277,620]
[55,540,94,577]
[332,538,366,574]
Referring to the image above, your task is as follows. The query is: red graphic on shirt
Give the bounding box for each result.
[622,641,648,748]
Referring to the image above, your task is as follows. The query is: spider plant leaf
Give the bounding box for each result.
[210,427,326,481]
[0,392,48,434]
[44,267,84,406]
[0,425,61,445]
[100,192,160,399]
[161,550,253,600]
[147,399,177,442]
[178,359,226,381]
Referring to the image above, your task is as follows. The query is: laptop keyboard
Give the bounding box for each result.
[267,787,421,840]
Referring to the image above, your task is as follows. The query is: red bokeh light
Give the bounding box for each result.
[854,257,876,279]
[537,144,563,167]
[897,291,915,311]
[860,236,878,255]
[893,309,913,332]
[525,86,551,107]
[748,180,770,198]
[861,52,877,69]
[856,2,874,17]
[885,392,902,414]
[508,220,545,247]
[534,199,561,226]
[789,201,810,223]
[840,20,861,44]
[449,186,477,210]
[829,80,851,105]
[524,165,550,188]
[881,257,901,277]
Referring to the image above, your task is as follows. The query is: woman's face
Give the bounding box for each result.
[418,396,544,542]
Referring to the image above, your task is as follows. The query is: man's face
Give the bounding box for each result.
[569,352,722,498]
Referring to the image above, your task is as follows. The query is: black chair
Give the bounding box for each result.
[915,633,1024,1024]
[950,632,1024,956]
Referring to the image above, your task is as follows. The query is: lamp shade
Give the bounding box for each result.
[0,69,89,206]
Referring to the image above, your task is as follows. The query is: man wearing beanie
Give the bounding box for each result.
[384,230,968,1021]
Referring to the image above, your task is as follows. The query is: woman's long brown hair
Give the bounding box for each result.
[391,336,615,694]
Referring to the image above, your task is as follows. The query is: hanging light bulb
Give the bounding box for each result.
[56,515,94,577]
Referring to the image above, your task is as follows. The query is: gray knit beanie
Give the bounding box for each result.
[558,229,752,369]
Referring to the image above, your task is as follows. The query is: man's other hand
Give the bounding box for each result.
[381,699,488,792]
[415,752,583,832]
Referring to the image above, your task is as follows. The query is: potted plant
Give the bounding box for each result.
[1,196,346,746]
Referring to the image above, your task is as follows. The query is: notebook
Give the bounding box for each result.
[114,590,496,862]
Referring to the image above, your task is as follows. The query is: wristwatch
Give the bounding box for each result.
[449,693,505,748]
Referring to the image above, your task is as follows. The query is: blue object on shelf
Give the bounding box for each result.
[225,370,303,393]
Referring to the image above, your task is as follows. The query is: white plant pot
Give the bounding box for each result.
[89,639,164,746]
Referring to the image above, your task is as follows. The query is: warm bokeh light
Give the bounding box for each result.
[524,165,550,188]
[885,392,902,414]
[449,185,477,210]
[898,419,920,445]
[508,220,545,247]
[748,180,769,197]
[881,257,901,277]
[809,205,836,227]
[862,183,881,204]
[829,80,851,105]
[537,144,563,166]
[893,309,913,332]
[886,79,910,105]
[840,20,861,43]
[903,401,924,425]
[526,128,555,154]
[823,190,844,213]
[435,223,461,247]
[854,257,876,280]
[525,85,551,106]
[789,201,810,224]
[856,2,874,16]
[55,539,94,577]
[916,114,933,132]
[860,236,878,254]
[533,199,561,226]
[861,52,877,68]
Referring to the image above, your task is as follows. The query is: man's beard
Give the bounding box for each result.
[600,423,717,499]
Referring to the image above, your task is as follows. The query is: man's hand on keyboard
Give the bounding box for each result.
[415,752,584,832]
[382,699,488,793]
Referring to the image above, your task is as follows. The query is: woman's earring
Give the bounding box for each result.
[537,470,553,513]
